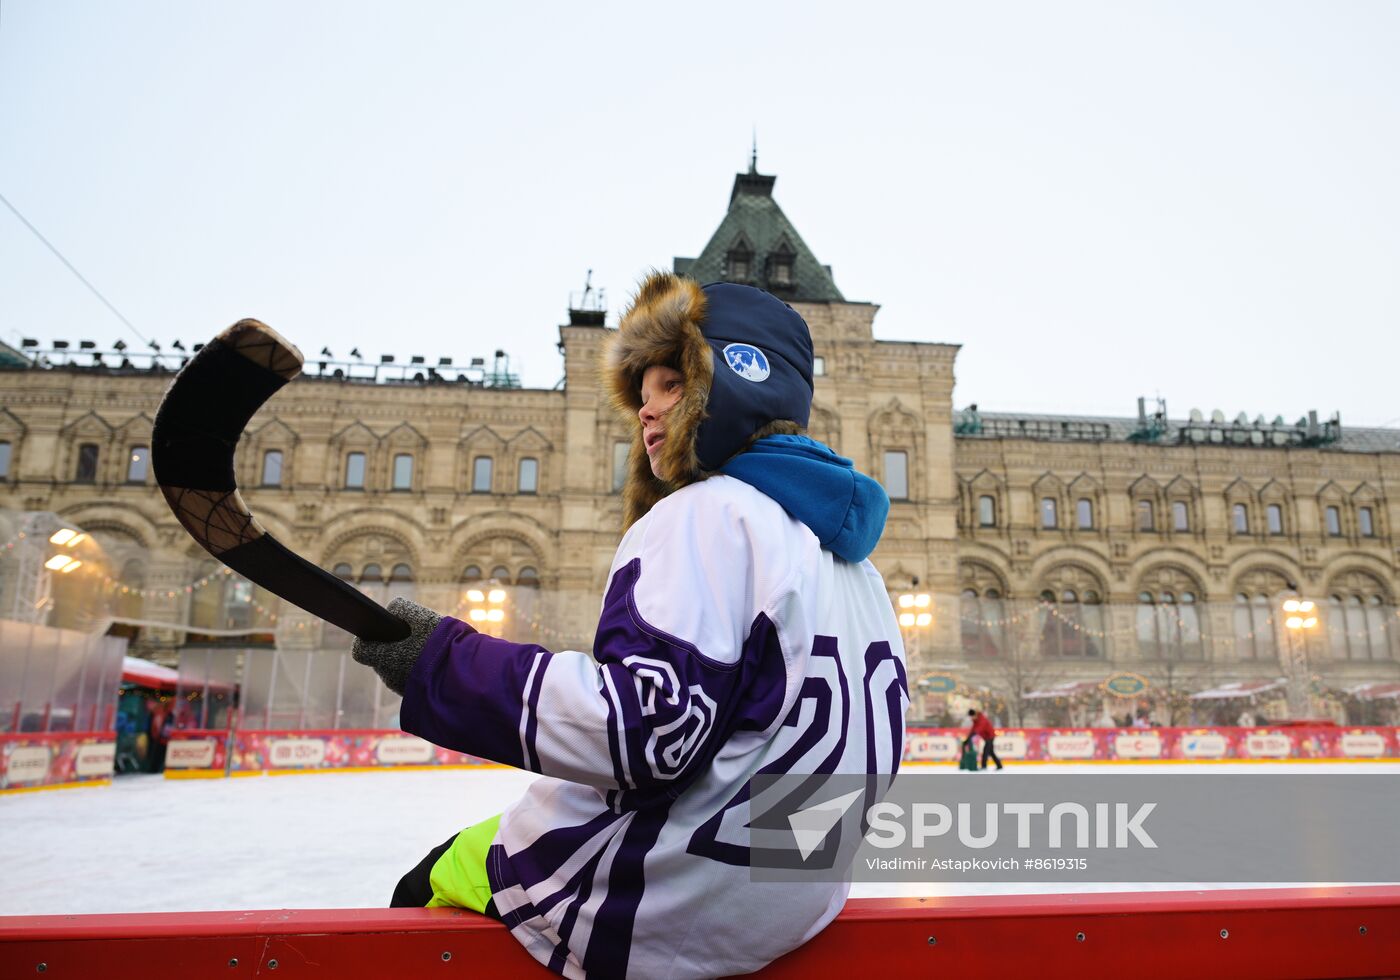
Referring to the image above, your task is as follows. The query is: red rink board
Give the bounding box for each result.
[2,888,1398,978]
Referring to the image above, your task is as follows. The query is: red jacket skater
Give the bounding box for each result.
[970,711,996,741]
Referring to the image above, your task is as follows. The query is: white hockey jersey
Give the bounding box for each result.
[401,474,907,978]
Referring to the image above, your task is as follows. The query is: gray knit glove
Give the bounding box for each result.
[351,597,444,696]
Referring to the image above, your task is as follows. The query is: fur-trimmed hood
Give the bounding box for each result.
[602,272,814,529]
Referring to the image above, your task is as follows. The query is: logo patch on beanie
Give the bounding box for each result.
[722,343,771,383]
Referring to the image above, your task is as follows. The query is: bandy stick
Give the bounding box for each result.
[151,319,409,642]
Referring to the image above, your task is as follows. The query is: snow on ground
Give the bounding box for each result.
[1,763,1390,916]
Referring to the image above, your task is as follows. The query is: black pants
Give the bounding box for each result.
[389,832,499,918]
[964,736,1003,770]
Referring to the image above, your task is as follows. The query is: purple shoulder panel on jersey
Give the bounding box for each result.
[399,616,554,770]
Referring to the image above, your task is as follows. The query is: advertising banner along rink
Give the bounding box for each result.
[903,726,1399,762]
[162,725,1400,779]
[165,729,498,776]
[0,734,116,792]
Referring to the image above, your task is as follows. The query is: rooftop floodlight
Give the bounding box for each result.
[470,357,485,367]
[380,354,394,364]
[52,340,70,349]
[79,340,96,349]
[113,339,127,351]
[350,348,362,359]
[148,340,161,351]
[21,338,38,347]
[321,347,333,357]
[410,355,425,364]
[438,357,452,366]
[172,340,186,351]
[192,343,204,352]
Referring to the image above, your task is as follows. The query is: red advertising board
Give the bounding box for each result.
[162,725,1400,779]
[902,726,1400,762]
[0,733,116,793]
[165,729,498,777]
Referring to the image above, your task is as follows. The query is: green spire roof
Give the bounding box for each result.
[674,165,844,302]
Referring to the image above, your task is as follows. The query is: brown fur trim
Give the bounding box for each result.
[747,420,805,442]
[601,271,715,529]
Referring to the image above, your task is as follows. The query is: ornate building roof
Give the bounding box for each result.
[673,162,844,302]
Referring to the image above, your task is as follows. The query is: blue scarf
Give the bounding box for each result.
[720,435,890,563]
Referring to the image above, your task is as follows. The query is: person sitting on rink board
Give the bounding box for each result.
[352,272,907,978]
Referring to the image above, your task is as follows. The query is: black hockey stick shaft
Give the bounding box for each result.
[151,319,410,642]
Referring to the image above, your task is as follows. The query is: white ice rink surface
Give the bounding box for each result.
[1,763,1392,916]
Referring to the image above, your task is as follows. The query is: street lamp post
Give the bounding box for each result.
[897,591,932,672]
[1282,598,1319,719]
[465,585,508,636]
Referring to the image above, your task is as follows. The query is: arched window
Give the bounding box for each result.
[978,495,996,527]
[75,443,99,483]
[1135,569,1204,660]
[126,446,149,483]
[116,558,146,622]
[472,456,493,493]
[490,565,510,583]
[1231,569,1290,661]
[960,588,1005,658]
[612,442,630,493]
[1137,500,1155,531]
[518,457,538,494]
[1232,503,1249,534]
[1266,503,1284,535]
[187,563,266,642]
[1359,506,1376,538]
[361,563,382,583]
[392,454,413,490]
[1035,567,1104,658]
[516,566,540,587]
[461,564,482,582]
[1040,497,1058,529]
[1325,505,1342,537]
[1172,500,1190,532]
[1326,572,1392,660]
[261,450,283,487]
[332,563,353,580]
[883,451,909,501]
[389,563,413,582]
[344,452,366,489]
[1076,498,1093,530]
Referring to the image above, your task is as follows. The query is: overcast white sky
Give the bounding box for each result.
[2,1,1398,425]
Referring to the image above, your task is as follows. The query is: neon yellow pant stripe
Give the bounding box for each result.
[426,813,500,913]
